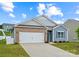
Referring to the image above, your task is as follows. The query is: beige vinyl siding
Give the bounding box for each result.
[64,20,79,42]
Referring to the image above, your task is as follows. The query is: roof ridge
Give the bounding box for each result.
[64,19,79,24]
[41,15,57,25]
[33,15,57,25]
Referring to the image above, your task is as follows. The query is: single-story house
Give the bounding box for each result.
[14,15,68,43]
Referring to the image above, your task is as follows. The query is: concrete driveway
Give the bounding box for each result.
[21,43,75,57]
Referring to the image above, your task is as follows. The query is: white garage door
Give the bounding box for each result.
[19,32,44,43]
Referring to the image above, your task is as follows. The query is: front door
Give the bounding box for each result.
[47,30,52,42]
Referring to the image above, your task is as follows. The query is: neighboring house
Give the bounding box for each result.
[64,19,79,42]
[2,23,15,32]
[14,15,68,43]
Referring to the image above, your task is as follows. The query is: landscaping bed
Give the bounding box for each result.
[52,42,79,55]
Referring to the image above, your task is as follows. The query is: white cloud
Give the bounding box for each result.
[54,18,65,24]
[54,20,64,24]
[0,2,15,12]
[75,10,79,14]
[22,13,27,19]
[37,3,63,17]
[46,6,63,17]
[37,3,46,15]
[74,18,79,21]
[9,13,15,18]
[0,2,15,18]
[46,4,53,8]
[30,7,33,10]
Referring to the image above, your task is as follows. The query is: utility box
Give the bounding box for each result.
[6,36,14,44]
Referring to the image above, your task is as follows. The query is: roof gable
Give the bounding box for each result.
[33,15,57,27]
[18,15,57,27]
[53,25,67,31]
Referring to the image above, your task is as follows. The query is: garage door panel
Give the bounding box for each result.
[19,32,44,43]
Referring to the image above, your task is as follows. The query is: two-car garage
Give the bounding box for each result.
[14,26,46,43]
[19,32,44,43]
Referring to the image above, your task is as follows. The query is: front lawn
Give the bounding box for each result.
[0,39,29,57]
[0,31,29,57]
[52,42,79,55]
[0,44,29,57]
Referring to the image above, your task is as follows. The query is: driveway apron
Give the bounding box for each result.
[21,43,75,57]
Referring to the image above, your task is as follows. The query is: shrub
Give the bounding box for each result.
[59,41,62,43]
[54,41,57,43]
[4,32,11,36]
[0,31,3,36]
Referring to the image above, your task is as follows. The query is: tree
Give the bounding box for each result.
[76,27,79,40]
[0,25,2,29]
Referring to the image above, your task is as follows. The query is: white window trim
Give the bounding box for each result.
[57,31,65,32]
[56,31,65,39]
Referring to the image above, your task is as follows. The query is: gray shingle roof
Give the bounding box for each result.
[18,15,57,27]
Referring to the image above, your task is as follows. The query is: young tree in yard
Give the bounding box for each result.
[76,27,79,40]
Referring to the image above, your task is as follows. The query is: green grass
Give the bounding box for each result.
[0,39,6,44]
[52,42,79,55]
[0,44,29,57]
[0,39,29,57]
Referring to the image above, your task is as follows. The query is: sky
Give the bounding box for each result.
[0,2,79,24]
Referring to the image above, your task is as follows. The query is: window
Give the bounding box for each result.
[56,31,65,38]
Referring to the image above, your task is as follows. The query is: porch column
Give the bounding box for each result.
[45,29,48,43]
